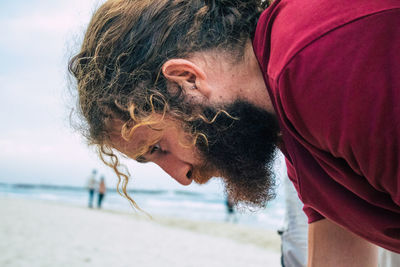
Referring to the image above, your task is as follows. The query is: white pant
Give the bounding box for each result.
[379,248,400,267]
[280,172,308,267]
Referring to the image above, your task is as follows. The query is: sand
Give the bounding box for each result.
[0,197,281,267]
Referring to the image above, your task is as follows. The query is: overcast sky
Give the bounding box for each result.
[0,0,225,194]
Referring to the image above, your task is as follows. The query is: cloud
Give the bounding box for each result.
[0,0,103,60]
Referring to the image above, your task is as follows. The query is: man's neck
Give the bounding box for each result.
[235,41,275,114]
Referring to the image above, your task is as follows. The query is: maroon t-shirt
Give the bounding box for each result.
[253,0,400,252]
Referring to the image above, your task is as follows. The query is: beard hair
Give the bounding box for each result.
[187,100,281,209]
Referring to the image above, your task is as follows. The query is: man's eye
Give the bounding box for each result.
[150,144,161,154]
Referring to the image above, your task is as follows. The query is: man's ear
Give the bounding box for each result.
[162,59,211,99]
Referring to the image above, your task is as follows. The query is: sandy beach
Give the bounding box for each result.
[0,197,281,267]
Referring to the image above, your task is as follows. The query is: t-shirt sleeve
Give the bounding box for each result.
[278,9,400,211]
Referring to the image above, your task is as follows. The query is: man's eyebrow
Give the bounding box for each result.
[136,155,149,163]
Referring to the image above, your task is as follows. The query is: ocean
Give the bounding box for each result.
[0,182,285,231]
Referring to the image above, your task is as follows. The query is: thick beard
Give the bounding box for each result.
[188,100,280,209]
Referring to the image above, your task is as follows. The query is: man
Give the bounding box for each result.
[87,169,97,208]
[69,0,400,265]
[225,195,238,223]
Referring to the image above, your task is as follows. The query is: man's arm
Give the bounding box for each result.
[308,218,378,267]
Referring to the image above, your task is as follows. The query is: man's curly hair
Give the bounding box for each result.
[68,0,268,208]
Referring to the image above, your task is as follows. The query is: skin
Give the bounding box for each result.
[112,118,209,186]
[113,40,379,265]
[161,42,275,113]
[308,219,378,267]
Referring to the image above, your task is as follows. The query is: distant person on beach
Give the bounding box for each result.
[69,0,400,264]
[225,196,237,223]
[87,169,97,208]
[97,176,106,209]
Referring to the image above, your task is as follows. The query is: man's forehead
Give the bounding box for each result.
[112,124,160,151]
[109,117,180,154]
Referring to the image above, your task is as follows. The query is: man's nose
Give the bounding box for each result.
[155,155,193,186]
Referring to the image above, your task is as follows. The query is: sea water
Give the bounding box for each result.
[0,182,285,231]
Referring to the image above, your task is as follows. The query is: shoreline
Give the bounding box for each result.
[0,196,281,267]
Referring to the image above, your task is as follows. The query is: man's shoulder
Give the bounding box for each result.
[256,0,400,80]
